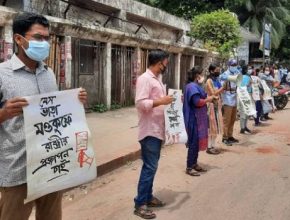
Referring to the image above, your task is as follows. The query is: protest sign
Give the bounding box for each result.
[164,89,187,145]
[237,86,257,117]
[23,89,96,203]
[251,82,261,101]
[260,80,272,100]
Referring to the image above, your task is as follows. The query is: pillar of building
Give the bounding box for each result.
[64,36,72,89]
[104,42,112,109]
[174,53,181,89]
[190,55,195,68]
[3,25,13,61]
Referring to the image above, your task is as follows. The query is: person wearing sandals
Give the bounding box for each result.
[206,64,224,154]
[183,67,215,176]
[134,49,174,219]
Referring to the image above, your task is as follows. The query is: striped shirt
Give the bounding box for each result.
[0,54,58,187]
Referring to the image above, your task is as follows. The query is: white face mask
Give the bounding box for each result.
[198,76,205,84]
[265,71,270,75]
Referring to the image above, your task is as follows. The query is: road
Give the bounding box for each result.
[61,105,290,220]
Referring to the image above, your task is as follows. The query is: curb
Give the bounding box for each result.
[97,149,141,177]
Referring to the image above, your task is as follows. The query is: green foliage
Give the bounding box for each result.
[226,0,290,49]
[190,10,241,59]
[110,102,122,111]
[92,104,108,113]
[138,0,225,20]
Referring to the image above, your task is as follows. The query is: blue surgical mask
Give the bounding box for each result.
[229,66,238,73]
[23,40,50,62]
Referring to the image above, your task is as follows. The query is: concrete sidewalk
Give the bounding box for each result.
[87,107,141,176]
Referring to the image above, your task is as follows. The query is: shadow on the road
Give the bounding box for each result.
[219,148,243,154]
[153,189,190,212]
[238,141,256,147]
[198,163,221,171]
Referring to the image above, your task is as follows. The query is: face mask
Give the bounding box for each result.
[247,69,253,75]
[22,38,50,62]
[213,72,220,77]
[229,66,238,73]
[197,76,205,84]
[265,71,270,75]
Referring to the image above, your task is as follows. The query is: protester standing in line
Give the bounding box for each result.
[259,66,277,120]
[250,68,264,126]
[205,64,224,155]
[220,59,240,145]
[0,13,87,220]
[183,67,215,176]
[134,49,173,219]
[239,65,252,134]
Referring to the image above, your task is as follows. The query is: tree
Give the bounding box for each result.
[138,0,225,20]
[190,10,241,59]
[225,0,290,49]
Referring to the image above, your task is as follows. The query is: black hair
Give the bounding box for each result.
[241,65,248,75]
[13,12,50,36]
[148,49,169,66]
[208,64,218,73]
[187,66,203,83]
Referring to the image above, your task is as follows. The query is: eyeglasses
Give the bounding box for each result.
[25,33,50,41]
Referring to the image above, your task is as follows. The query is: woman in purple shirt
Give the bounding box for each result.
[183,67,215,176]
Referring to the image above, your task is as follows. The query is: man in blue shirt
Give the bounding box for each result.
[220,59,240,145]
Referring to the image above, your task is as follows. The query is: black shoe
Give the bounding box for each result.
[228,137,239,143]
[222,138,233,146]
[206,148,221,155]
[264,116,273,120]
[245,127,252,134]
[260,117,267,121]
[240,129,245,134]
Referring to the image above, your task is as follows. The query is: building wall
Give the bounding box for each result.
[237,40,250,64]
[0,1,214,108]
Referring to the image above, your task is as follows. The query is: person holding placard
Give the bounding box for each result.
[239,65,253,134]
[0,13,87,220]
[134,50,173,219]
[251,68,264,126]
[259,66,277,120]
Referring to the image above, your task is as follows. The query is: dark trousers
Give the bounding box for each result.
[134,136,162,207]
[255,100,263,125]
[187,145,199,168]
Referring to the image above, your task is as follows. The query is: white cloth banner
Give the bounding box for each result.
[164,89,187,145]
[260,80,272,100]
[23,89,96,203]
[237,86,257,117]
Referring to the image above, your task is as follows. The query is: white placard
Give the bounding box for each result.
[237,86,257,117]
[251,83,261,101]
[260,80,272,100]
[23,89,96,203]
[164,89,187,145]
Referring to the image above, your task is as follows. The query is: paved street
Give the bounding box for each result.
[57,104,290,220]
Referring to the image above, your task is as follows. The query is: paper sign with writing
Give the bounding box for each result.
[237,86,257,117]
[260,80,272,100]
[23,89,96,203]
[251,83,261,101]
[164,89,187,145]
